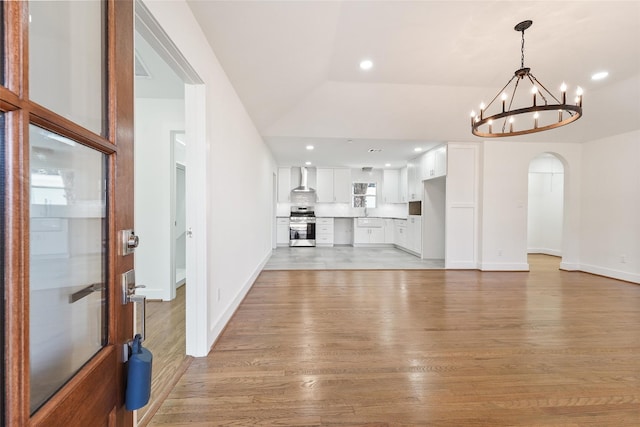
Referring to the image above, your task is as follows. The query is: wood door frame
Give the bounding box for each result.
[2,1,135,426]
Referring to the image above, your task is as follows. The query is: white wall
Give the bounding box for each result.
[134,98,185,301]
[579,130,640,283]
[527,154,564,256]
[480,141,582,271]
[142,0,278,353]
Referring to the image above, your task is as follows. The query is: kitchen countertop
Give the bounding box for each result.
[319,216,409,220]
[278,215,414,220]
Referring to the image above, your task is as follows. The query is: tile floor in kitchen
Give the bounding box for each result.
[264,246,444,270]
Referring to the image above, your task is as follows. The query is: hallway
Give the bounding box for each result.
[147,256,640,425]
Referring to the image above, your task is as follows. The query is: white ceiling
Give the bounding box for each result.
[184,0,640,168]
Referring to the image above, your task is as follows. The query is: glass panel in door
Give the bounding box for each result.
[29,124,107,413]
[28,0,106,135]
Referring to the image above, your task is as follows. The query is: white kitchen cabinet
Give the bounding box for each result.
[316,168,334,202]
[434,145,447,177]
[316,217,334,246]
[407,159,421,201]
[422,150,434,180]
[276,217,290,245]
[353,218,385,245]
[277,167,291,202]
[423,145,447,180]
[333,169,352,203]
[384,218,395,243]
[407,215,422,255]
[394,219,407,249]
[316,168,351,203]
[399,167,408,202]
[382,169,400,204]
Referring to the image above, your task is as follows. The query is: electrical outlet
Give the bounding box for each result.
[620,255,627,264]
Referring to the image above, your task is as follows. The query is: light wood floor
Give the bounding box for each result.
[138,285,189,425]
[149,256,640,426]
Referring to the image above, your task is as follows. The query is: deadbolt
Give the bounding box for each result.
[120,229,140,255]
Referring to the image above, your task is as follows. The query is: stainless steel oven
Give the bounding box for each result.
[290,207,316,247]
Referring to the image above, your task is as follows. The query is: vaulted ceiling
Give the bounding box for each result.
[184,1,640,168]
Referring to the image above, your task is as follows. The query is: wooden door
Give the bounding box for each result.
[2,1,135,426]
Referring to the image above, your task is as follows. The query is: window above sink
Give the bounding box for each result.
[352,182,376,208]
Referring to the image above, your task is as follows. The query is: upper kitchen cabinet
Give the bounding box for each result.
[382,169,401,204]
[423,145,447,180]
[407,160,421,201]
[317,168,351,203]
[399,167,408,203]
[277,167,292,202]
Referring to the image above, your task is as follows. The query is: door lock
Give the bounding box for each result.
[120,229,140,255]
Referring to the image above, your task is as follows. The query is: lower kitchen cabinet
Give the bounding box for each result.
[353,218,385,245]
[393,217,421,256]
[276,217,289,245]
[384,218,395,243]
[407,215,422,255]
[394,219,407,249]
[316,217,334,246]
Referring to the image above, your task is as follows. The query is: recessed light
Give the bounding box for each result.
[359,59,373,70]
[385,163,391,167]
[591,71,609,81]
[306,145,314,150]
[305,161,311,165]
[414,147,423,152]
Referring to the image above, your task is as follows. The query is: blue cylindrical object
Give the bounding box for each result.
[125,334,153,410]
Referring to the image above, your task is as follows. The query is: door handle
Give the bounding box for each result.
[122,269,147,341]
[129,294,146,342]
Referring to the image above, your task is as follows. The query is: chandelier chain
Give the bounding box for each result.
[520,29,525,69]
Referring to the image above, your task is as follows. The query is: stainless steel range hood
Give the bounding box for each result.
[291,167,316,193]
[290,167,317,206]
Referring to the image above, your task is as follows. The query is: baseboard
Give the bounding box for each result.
[480,262,530,271]
[207,251,271,352]
[559,261,580,271]
[445,260,477,269]
[578,263,640,284]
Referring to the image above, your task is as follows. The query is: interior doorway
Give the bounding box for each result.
[527,153,565,269]
[133,0,205,423]
[174,144,187,289]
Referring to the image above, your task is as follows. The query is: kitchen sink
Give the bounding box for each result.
[356,217,383,227]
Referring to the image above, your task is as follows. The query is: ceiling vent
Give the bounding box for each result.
[361,167,373,172]
[368,148,382,153]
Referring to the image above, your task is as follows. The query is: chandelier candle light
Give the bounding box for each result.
[471,20,583,137]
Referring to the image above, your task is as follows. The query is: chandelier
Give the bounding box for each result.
[471,20,583,138]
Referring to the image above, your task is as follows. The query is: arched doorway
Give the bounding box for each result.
[527,153,565,270]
